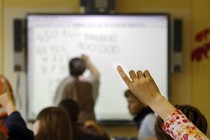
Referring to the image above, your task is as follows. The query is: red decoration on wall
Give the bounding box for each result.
[191,28,210,62]
[194,28,210,42]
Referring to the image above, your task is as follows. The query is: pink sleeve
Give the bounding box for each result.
[162,109,209,140]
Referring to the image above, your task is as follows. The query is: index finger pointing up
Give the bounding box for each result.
[117,66,132,87]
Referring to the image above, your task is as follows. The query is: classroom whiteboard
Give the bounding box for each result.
[27,14,169,121]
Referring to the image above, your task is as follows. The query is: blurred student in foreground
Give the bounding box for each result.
[58,99,109,140]
[0,75,34,140]
[33,106,73,140]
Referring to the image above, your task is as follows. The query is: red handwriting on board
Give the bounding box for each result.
[191,28,210,62]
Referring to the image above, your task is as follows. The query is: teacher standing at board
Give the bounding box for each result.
[54,54,100,123]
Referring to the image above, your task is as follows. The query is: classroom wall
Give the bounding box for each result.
[3,0,79,8]
[0,0,3,73]
[191,0,210,131]
[1,0,210,138]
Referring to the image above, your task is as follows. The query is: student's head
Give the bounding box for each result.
[33,107,73,140]
[155,104,208,140]
[124,89,147,116]
[58,99,79,123]
[69,58,86,77]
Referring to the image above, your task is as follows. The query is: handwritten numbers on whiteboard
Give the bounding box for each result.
[37,30,59,42]
[78,33,120,54]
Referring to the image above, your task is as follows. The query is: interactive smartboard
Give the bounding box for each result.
[27,14,169,121]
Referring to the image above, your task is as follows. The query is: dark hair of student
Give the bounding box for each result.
[58,99,79,122]
[58,99,79,140]
[155,104,208,140]
[35,107,73,140]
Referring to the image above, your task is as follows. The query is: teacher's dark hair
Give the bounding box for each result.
[69,58,86,77]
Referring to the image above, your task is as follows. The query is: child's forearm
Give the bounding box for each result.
[149,94,175,120]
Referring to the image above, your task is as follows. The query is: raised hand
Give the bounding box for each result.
[0,75,16,116]
[117,66,176,119]
[116,66,160,106]
[0,93,16,116]
[81,54,89,63]
[0,75,13,98]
